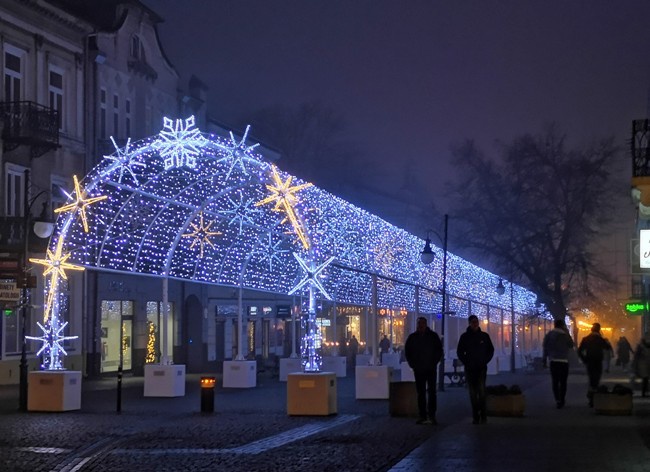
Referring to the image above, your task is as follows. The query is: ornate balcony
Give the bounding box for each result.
[0,101,60,158]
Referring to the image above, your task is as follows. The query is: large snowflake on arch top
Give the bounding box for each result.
[153,116,208,170]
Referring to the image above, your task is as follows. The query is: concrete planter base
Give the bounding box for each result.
[593,393,632,415]
[486,394,525,417]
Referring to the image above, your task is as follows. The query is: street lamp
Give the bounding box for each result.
[420,214,448,392]
[496,278,515,373]
[18,169,54,412]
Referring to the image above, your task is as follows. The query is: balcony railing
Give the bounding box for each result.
[0,101,60,158]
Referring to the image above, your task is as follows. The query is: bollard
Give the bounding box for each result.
[200,376,216,413]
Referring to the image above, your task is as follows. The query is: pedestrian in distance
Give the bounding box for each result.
[616,336,634,372]
[379,334,391,363]
[348,335,359,368]
[634,333,650,397]
[602,337,614,373]
[456,314,495,424]
[577,323,609,407]
[542,319,574,408]
[404,317,443,425]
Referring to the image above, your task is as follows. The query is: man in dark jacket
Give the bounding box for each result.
[578,323,609,407]
[542,319,574,409]
[405,317,443,425]
[456,315,495,424]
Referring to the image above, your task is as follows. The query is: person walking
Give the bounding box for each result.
[379,335,391,363]
[616,336,634,372]
[404,317,443,425]
[456,315,494,424]
[634,333,650,397]
[348,335,359,368]
[542,319,574,408]
[577,323,610,407]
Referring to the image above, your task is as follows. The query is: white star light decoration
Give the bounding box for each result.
[26,321,78,370]
[288,253,335,300]
[154,116,208,170]
[102,137,146,184]
[220,191,260,235]
[182,212,222,258]
[254,232,289,271]
[218,125,261,180]
[255,165,313,249]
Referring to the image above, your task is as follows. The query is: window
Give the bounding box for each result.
[130,35,141,59]
[4,46,23,101]
[113,94,119,137]
[100,88,107,139]
[125,99,131,137]
[48,68,64,130]
[146,301,175,363]
[4,164,26,217]
[100,300,133,372]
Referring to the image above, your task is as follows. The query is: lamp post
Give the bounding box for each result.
[18,169,53,412]
[420,214,448,392]
[496,278,515,373]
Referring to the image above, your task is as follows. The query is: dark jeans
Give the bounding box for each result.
[549,361,569,403]
[465,367,487,420]
[413,368,437,420]
[585,361,603,401]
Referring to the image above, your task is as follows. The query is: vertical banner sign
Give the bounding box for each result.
[641,230,650,268]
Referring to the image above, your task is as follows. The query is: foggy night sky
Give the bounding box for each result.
[146,0,650,216]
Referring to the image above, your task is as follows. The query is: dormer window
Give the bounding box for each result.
[130,35,141,59]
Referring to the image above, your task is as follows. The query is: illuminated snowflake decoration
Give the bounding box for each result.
[154,116,207,170]
[182,212,222,258]
[218,125,261,180]
[288,253,335,300]
[102,137,146,184]
[253,232,289,271]
[26,321,78,370]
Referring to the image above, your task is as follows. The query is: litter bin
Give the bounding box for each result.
[200,377,216,413]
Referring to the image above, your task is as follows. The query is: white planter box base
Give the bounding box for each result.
[400,362,415,382]
[321,356,347,377]
[222,360,256,388]
[28,370,81,412]
[279,358,302,381]
[144,364,186,397]
[356,365,391,399]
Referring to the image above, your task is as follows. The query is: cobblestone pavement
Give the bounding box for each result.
[1,368,650,471]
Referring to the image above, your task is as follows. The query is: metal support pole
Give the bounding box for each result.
[18,170,30,412]
[438,214,448,392]
[510,282,515,373]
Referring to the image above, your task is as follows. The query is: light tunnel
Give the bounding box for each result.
[34,116,540,369]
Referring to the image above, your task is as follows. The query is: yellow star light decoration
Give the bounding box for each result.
[255,165,313,249]
[30,237,84,322]
[182,212,222,258]
[54,175,107,233]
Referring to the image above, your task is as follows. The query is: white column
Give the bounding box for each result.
[161,276,169,365]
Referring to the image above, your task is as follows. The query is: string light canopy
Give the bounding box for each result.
[37,115,542,370]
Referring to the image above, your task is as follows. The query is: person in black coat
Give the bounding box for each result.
[404,317,443,425]
[578,323,610,407]
[456,315,495,424]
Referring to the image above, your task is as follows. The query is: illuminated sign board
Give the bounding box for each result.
[624,300,648,315]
